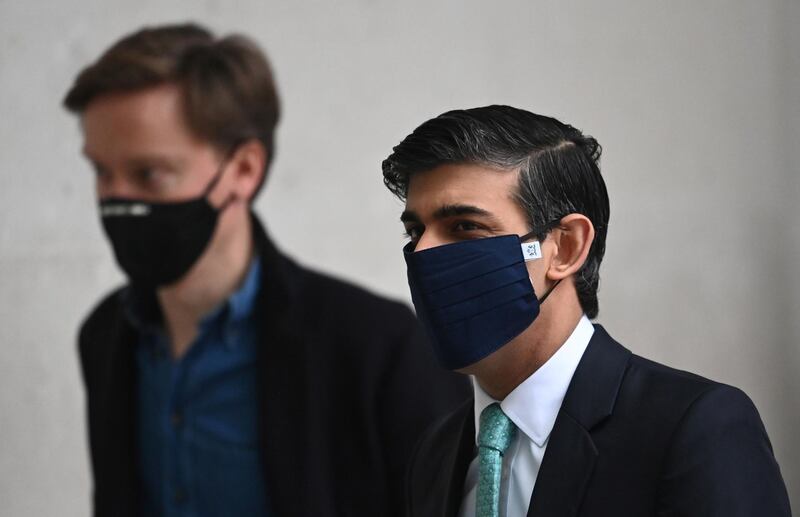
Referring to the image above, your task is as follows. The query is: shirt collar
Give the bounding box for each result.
[472,315,594,448]
[222,255,261,325]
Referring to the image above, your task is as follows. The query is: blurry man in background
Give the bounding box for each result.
[63,23,467,516]
[383,105,790,516]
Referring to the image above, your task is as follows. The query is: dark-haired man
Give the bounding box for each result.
[382,105,791,516]
[64,24,468,516]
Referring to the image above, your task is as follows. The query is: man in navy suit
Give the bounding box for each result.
[381,105,791,516]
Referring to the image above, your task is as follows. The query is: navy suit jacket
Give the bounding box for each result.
[406,325,791,517]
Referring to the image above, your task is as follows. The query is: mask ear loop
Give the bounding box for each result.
[202,143,242,212]
[537,278,562,304]
[520,217,564,303]
[519,217,563,243]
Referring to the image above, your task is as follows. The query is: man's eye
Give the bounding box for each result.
[453,221,482,232]
[92,164,109,178]
[134,167,172,190]
[135,168,156,183]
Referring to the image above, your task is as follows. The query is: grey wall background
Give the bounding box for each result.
[1,0,797,514]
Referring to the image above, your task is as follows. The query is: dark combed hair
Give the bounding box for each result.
[63,23,281,196]
[382,105,610,318]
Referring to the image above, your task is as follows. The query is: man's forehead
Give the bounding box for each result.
[405,163,519,212]
[81,127,192,166]
[79,84,217,167]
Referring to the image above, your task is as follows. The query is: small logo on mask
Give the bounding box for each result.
[101,203,151,217]
[521,241,542,261]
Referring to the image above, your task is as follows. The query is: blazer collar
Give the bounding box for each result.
[251,212,301,332]
[446,403,479,516]
[249,213,320,514]
[422,400,476,517]
[560,324,631,429]
[473,316,595,448]
[96,295,141,514]
[442,324,630,517]
[527,324,631,517]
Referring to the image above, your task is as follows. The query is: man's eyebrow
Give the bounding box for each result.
[127,154,183,170]
[400,204,500,224]
[432,204,493,220]
[79,150,182,170]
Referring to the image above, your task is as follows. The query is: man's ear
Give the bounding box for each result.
[546,214,595,281]
[230,139,267,201]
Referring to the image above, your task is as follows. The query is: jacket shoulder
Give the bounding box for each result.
[643,360,792,514]
[612,350,780,474]
[593,338,742,455]
[279,259,453,390]
[623,352,725,409]
[78,286,126,345]
[303,263,412,310]
[621,354,769,445]
[580,331,790,514]
[290,261,418,337]
[255,224,418,338]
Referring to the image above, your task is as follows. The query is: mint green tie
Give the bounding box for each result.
[476,403,517,517]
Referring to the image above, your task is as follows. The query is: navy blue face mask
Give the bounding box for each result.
[404,229,558,370]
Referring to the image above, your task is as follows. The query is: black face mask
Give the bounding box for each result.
[98,158,234,288]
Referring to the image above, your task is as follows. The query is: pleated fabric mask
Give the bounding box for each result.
[404,232,545,370]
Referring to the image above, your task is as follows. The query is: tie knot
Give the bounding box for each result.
[478,403,516,453]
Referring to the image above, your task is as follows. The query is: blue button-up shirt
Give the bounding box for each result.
[128,259,269,517]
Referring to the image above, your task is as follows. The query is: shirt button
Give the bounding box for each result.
[174,487,187,504]
[171,411,183,428]
[172,488,186,504]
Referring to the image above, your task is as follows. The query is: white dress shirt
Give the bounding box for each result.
[458,315,594,517]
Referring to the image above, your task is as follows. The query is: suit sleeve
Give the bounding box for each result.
[376,307,470,516]
[657,385,792,516]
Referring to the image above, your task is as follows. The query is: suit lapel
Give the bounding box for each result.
[97,296,140,513]
[527,325,631,517]
[250,215,312,514]
[444,404,478,517]
[410,399,475,517]
[526,413,596,517]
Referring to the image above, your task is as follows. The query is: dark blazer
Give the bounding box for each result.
[406,325,791,517]
[77,215,470,517]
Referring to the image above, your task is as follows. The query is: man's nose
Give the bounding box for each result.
[97,173,137,199]
[414,230,448,253]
